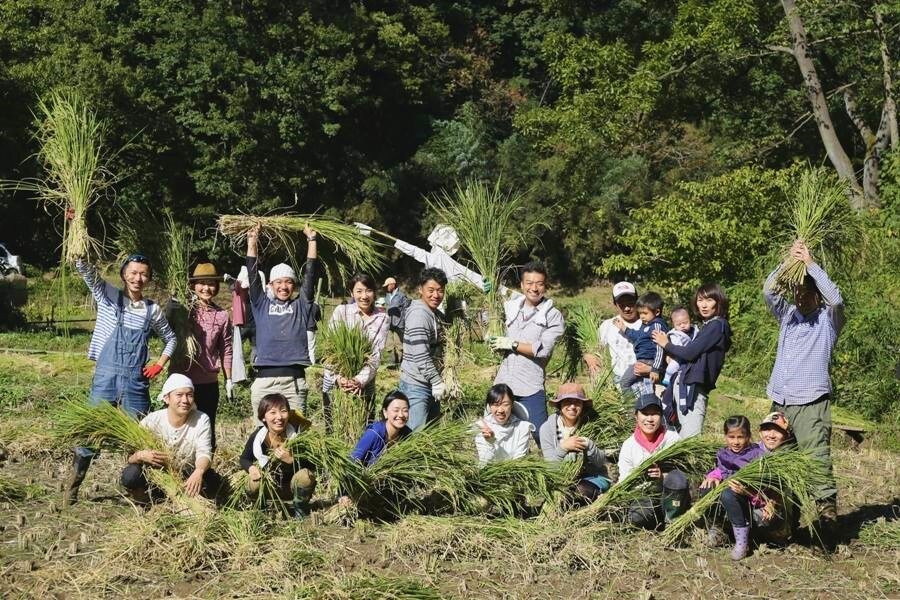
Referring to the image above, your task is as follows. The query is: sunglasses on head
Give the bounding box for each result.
[125,253,150,265]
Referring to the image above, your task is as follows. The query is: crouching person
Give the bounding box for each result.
[540,383,611,505]
[239,393,317,518]
[120,374,223,504]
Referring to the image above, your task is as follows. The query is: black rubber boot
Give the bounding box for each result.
[62,453,93,506]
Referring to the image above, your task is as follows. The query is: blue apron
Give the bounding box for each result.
[88,291,154,416]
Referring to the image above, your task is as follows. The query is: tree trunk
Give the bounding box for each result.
[781,0,863,203]
[845,89,891,207]
[874,5,898,150]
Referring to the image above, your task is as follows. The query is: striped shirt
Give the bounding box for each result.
[76,259,177,362]
[765,263,844,406]
[400,299,444,386]
[322,304,389,391]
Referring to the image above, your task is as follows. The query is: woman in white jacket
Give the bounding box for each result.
[474,384,533,465]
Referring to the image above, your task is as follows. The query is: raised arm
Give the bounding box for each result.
[763,267,790,319]
[299,224,319,302]
[246,227,265,305]
[75,257,118,306]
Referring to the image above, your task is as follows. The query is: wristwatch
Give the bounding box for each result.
[512,341,519,353]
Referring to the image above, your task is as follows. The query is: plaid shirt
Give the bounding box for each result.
[764,263,844,406]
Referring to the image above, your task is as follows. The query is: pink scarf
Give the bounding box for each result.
[633,425,665,454]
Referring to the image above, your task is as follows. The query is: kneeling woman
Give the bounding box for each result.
[121,374,223,503]
[351,390,413,466]
[475,383,534,465]
[617,395,687,528]
[539,383,610,504]
[239,393,317,517]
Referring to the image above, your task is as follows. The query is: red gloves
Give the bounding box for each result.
[142,364,163,379]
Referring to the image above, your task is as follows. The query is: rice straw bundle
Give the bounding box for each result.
[295,571,444,600]
[661,449,830,545]
[227,468,293,516]
[773,167,857,295]
[441,319,466,406]
[465,455,578,516]
[318,321,374,445]
[285,427,369,497]
[427,177,543,338]
[160,211,199,367]
[317,321,374,379]
[359,420,475,516]
[53,399,212,513]
[560,302,603,379]
[567,436,719,525]
[217,213,385,286]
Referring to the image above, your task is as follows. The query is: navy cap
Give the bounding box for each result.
[634,394,662,412]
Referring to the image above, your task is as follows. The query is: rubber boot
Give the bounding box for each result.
[291,469,316,520]
[731,526,750,560]
[62,453,93,506]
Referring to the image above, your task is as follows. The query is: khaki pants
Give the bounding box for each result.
[246,467,316,502]
[774,395,836,501]
[251,375,308,424]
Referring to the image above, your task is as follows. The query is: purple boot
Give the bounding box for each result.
[731,525,750,560]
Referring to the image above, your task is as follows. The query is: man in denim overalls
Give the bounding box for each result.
[64,253,177,504]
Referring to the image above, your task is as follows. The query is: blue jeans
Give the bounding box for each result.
[702,486,751,528]
[399,379,438,431]
[515,389,548,443]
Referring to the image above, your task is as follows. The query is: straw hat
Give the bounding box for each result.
[550,382,591,404]
[189,262,221,281]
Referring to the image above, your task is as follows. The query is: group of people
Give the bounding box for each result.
[62,222,844,554]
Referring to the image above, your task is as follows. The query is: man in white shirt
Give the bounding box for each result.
[583,281,647,384]
[120,374,222,503]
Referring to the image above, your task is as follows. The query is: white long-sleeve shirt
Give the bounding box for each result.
[322,304,389,391]
[617,429,681,482]
[474,414,533,465]
[141,409,212,471]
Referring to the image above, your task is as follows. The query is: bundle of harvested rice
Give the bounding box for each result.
[773,167,858,295]
[0,90,116,264]
[217,213,384,285]
[294,571,444,600]
[567,436,719,525]
[285,426,369,497]
[160,211,199,367]
[465,455,578,517]
[53,399,211,512]
[440,319,466,407]
[427,177,543,338]
[358,420,475,516]
[662,449,830,545]
[318,321,375,446]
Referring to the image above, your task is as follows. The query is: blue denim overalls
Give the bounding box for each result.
[76,292,154,459]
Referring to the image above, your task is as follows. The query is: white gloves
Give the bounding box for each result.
[431,382,447,402]
[489,336,515,352]
[225,378,234,401]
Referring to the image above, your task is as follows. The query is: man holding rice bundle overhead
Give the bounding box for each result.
[64,249,177,505]
[490,261,565,438]
[246,223,320,422]
[764,240,843,527]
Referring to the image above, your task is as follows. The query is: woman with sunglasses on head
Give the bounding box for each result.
[65,242,177,505]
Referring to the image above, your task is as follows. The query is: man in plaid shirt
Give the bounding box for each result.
[764,240,844,527]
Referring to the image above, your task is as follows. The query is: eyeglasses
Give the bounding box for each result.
[125,253,150,265]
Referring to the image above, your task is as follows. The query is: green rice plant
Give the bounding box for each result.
[317,320,374,445]
[358,420,476,516]
[440,319,466,407]
[217,213,385,288]
[858,517,900,549]
[0,476,45,502]
[227,467,293,516]
[52,399,211,512]
[662,449,830,545]
[285,426,369,497]
[567,436,720,525]
[427,177,544,337]
[317,320,374,379]
[0,90,116,264]
[465,455,578,517]
[773,167,859,295]
[160,211,199,367]
[559,301,604,379]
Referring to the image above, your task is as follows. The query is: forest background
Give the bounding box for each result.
[0,0,898,423]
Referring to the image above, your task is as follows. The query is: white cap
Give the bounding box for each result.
[158,373,194,402]
[269,263,297,282]
[612,281,637,300]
